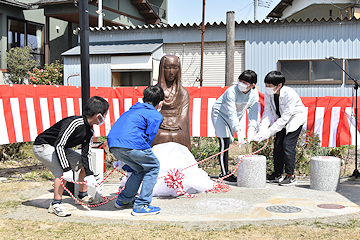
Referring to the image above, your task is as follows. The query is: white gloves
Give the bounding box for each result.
[246,130,256,142]
[113,160,125,170]
[84,175,97,188]
[62,170,74,182]
[255,128,271,142]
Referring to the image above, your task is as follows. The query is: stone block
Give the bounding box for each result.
[237,155,266,188]
[310,156,340,191]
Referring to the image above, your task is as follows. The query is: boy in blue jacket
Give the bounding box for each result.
[107,86,164,216]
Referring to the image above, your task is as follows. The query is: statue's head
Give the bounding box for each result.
[159,55,181,86]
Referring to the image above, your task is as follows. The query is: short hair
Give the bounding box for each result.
[238,70,257,85]
[143,85,164,107]
[264,71,285,86]
[83,96,109,117]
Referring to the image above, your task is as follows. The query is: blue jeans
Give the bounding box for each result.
[110,147,160,209]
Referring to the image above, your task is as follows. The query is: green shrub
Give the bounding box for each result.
[5,46,37,84]
[27,60,63,85]
[191,137,219,175]
[0,143,27,162]
[252,129,321,176]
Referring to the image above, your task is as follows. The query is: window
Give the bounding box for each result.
[7,18,44,66]
[279,59,343,84]
[346,59,360,85]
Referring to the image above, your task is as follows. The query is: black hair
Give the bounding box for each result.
[83,96,109,117]
[143,85,164,107]
[238,70,257,85]
[264,71,285,86]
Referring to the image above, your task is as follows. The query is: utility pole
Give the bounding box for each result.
[79,0,90,110]
[225,11,235,86]
[97,0,103,28]
[199,0,205,86]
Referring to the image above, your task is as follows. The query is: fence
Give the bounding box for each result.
[0,84,357,147]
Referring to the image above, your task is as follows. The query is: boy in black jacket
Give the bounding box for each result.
[33,96,109,217]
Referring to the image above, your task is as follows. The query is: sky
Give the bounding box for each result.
[167,0,281,25]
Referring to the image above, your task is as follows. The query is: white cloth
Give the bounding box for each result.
[259,86,307,137]
[152,142,214,197]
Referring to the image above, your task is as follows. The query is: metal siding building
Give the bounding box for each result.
[63,18,360,96]
[244,19,360,96]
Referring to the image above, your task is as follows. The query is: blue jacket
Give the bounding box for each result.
[107,102,163,150]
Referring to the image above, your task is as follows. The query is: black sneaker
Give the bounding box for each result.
[219,172,237,185]
[266,172,284,183]
[279,175,297,186]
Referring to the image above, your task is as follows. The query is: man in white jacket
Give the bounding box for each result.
[255,71,307,186]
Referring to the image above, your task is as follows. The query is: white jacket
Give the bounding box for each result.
[259,86,307,136]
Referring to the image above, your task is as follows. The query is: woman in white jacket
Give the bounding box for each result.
[255,71,307,186]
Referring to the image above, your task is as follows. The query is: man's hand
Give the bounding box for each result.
[84,175,97,188]
[62,170,74,182]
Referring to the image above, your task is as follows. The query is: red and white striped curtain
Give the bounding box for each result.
[0,84,357,147]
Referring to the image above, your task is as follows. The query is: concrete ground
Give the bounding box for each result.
[30,177,360,223]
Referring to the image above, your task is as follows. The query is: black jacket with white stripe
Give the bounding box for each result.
[34,115,94,176]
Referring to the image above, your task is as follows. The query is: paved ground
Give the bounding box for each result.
[29,177,360,224]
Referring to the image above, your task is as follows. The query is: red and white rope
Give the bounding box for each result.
[62,139,269,205]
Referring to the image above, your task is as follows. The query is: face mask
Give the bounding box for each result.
[265,86,278,95]
[157,101,163,112]
[97,114,105,126]
[238,82,249,92]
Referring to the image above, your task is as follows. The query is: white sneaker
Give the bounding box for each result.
[48,203,71,217]
[77,195,102,205]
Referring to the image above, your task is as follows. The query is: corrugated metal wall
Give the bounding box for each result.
[244,20,360,97]
[75,19,360,96]
[64,55,112,87]
[164,41,245,86]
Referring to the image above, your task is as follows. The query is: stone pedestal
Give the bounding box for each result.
[74,149,104,199]
[237,155,266,188]
[310,156,340,191]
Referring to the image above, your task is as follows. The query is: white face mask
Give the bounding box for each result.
[238,82,249,92]
[265,86,278,95]
[97,114,106,126]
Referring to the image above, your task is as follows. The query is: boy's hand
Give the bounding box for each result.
[62,170,74,182]
[84,175,97,188]
[255,128,271,142]
[247,130,256,142]
[113,160,125,170]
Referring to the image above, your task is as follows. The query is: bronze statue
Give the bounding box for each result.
[151,55,191,151]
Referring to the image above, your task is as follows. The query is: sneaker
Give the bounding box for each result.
[266,172,284,183]
[131,205,160,216]
[219,172,237,185]
[279,175,297,186]
[48,203,71,217]
[114,198,135,209]
[77,195,101,205]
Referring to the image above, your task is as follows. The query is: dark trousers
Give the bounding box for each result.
[273,125,303,176]
[218,137,230,175]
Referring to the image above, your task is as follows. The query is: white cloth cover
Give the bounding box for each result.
[152,142,214,197]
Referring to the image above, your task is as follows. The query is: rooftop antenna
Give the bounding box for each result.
[256,0,274,21]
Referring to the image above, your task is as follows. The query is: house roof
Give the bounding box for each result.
[62,41,163,56]
[0,0,31,9]
[88,16,359,32]
[267,0,294,19]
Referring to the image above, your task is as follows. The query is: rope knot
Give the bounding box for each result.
[164,168,195,198]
